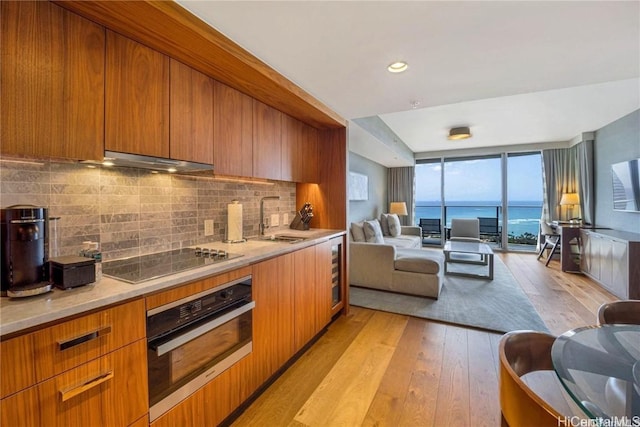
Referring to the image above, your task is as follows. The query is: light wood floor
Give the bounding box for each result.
[231,252,617,427]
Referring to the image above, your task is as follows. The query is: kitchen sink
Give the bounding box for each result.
[261,234,308,243]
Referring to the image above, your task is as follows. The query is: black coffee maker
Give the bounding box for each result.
[1,205,52,297]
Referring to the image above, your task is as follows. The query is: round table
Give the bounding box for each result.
[551,324,640,420]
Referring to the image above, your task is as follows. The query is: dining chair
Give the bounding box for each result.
[449,218,480,242]
[597,300,640,325]
[499,330,572,427]
[537,222,560,266]
[595,300,640,417]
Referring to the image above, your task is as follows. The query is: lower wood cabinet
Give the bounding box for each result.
[1,237,347,427]
[0,339,147,427]
[251,253,295,386]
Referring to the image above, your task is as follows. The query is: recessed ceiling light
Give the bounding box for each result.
[448,126,472,140]
[102,160,115,167]
[387,61,408,73]
[167,167,177,173]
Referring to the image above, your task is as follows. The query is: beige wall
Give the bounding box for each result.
[0,156,296,261]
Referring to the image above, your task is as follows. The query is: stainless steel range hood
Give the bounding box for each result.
[81,151,214,174]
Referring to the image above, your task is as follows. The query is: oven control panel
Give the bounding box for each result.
[147,276,252,340]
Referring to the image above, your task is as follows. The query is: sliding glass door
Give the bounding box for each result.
[415,151,542,252]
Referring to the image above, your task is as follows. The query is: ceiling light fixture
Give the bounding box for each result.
[387,61,408,73]
[448,126,472,140]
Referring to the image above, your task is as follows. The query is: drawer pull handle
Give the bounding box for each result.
[58,326,112,351]
[59,371,114,402]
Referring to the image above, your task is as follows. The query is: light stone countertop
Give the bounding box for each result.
[0,229,345,337]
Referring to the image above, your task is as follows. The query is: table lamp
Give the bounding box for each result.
[560,193,580,222]
[389,202,408,216]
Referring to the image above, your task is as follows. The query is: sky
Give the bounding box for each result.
[415,153,543,202]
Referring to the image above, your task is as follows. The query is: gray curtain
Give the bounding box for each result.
[576,140,594,225]
[542,148,578,222]
[541,141,594,223]
[388,167,415,225]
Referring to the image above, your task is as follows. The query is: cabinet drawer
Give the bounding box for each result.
[1,298,145,398]
[1,339,148,427]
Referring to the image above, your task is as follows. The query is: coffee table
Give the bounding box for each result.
[443,241,494,280]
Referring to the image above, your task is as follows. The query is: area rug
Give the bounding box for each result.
[349,251,549,334]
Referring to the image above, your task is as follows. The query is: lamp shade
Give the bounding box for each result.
[389,202,408,216]
[560,193,579,206]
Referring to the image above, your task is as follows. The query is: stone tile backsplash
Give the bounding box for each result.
[0,157,296,260]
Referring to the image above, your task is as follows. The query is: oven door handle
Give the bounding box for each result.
[151,301,255,357]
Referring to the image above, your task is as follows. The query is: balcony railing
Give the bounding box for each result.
[415,203,541,250]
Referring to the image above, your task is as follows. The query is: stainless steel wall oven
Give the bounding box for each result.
[146,275,254,421]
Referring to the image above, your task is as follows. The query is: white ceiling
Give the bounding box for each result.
[176,1,640,167]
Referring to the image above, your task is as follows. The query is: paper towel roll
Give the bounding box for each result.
[227,201,243,242]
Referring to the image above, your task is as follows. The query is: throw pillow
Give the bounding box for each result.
[363,219,384,243]
[388,213,402,237]
[350,222,366,242]
[379,213,391,236]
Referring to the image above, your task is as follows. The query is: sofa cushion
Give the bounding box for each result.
[384,235,421,249]
[395,250,442,275]
[351,221,366,242]
[364,219,384,243]
[379,213,391,236]
[387,214,401,237]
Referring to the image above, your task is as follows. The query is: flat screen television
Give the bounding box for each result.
[611,158,640,212]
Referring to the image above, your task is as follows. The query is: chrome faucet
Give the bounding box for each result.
[259,196,280,236]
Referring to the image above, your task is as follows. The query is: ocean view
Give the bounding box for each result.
[415,200,542,237]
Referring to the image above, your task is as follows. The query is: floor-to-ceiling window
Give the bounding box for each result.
[416,151,543,252]
[415,159,443,245]
[506,152,543,251]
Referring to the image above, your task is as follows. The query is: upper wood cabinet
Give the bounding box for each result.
[1,1,105,161]
[105,30,169,157]
[213,82,253,176]
[253,100,283,180]
[282,114,319,183]
[169,59,214,164]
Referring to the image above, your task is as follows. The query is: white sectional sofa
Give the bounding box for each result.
[349,216,443,299]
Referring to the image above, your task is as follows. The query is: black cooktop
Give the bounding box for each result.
[102,248,242,284]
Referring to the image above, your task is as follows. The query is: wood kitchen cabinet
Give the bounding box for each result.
[213,82,253,177]
[106,30,170,158]
[1,1,105,161]
[253,100,283,180]
[293,242,335,352]
[282,114,320,183]
[1,340,147,427]
[0,298,147,426]
[169,59,214,164]
[251,253,295,387]
[293,245,318,351]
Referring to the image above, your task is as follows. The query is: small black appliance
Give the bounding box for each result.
[1,205,52,297]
